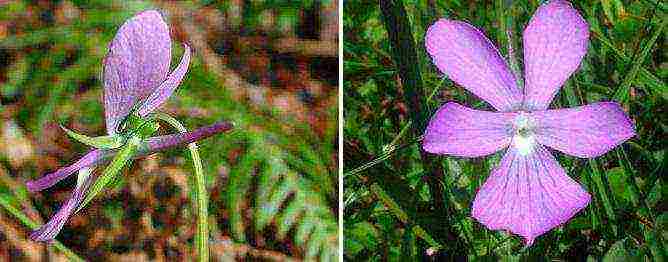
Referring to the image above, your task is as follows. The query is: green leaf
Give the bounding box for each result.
[605,167,634,205]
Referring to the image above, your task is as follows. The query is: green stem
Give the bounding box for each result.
[0,197,84,261]
[154,113,208,262]
[76,137,138,213]
[344,135,423,178]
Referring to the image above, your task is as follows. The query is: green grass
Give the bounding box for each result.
[343,0,666,260]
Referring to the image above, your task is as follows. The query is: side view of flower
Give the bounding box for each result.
[423,0,635,245]
[26,10,232,242]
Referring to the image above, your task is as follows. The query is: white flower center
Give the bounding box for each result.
[512,113,536,156]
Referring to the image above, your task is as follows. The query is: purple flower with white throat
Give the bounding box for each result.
[423,0,635,245]
[26,10,233,242]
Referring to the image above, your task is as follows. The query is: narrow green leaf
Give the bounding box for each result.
[295,212,316,246]
[345,222,380,257]
[370,183,442,250]
[371,183,408,223]
[256,172,295,231]
[589,159,619,236]
[589,26,666,98]
[227,153,257,242]
[305,226,326,259]
[614,15,667,103]
[401,224,417,260]
[277,194,305,239]
[412,226,442,250]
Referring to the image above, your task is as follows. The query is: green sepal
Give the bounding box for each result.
[137,120,160,139]
[60,124,125,149]
[118,113,159,139]
[75,136,139,213]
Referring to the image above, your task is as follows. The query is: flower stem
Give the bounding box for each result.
[154,113,208,262]
[0,197,84,261]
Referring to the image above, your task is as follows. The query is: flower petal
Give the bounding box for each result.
[522,0,589,110]
[104,10,172,134]
[30,167,95,242]
[25,150,105,192]
[423,102,516,157]
[137,44,192,116]
[425,19,522,111]
[472,145,590,245]
[531,102,635,158]
[141,121,234,154]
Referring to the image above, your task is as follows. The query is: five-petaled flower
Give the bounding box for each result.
[26,10,232,242]
[423,0,635,245]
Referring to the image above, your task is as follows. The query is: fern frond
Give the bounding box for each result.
[227,132,338,261]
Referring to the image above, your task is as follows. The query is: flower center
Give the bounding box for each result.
[512,113,535,156]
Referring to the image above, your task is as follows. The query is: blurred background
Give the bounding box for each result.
[344,0,665,260]
[0,0,338,260]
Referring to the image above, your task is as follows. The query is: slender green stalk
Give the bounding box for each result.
[0,197,84,261]
[344,135,423,178]
[155,112,208,262]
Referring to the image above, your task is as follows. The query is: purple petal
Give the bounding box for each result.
[471,145,590,245]
[141,121,234,154]
[522,0,589,110]
[423,102,516,157]
[531,102,635,158]
[26,150,104,192]
[137,44,192,116]
[30,171,95,242]
[425,19,522,111]
[104,10,172,134]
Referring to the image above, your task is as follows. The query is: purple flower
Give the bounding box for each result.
[26,10,232,242]
[423,1,635,245]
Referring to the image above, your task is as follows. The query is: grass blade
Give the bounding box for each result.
[613,8,666,103]
[370,183,442,250]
